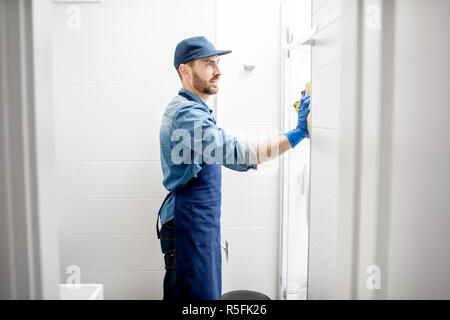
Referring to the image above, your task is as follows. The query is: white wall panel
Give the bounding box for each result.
[311,19,341,71]
[311,62,340,129]
[310,128,339,196]
[56,161,166,199]
[307,0,342,300]
[59,236,163,272]
[57,199,162,236]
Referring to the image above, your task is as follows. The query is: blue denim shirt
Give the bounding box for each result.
[158,88,258,224]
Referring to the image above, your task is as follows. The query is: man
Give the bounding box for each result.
[156,36,310,300]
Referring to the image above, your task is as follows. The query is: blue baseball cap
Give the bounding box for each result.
[174,36,232,70]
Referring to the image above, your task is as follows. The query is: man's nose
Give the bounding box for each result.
[214,65,222,77]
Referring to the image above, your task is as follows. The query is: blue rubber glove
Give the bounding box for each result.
[284,94,311,148]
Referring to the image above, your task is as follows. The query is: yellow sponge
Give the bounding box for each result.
[292,82,312,138]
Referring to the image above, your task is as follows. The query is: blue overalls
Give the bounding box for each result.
[156,92,222,300]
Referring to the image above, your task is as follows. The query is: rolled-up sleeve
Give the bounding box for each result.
[173,104,258,172]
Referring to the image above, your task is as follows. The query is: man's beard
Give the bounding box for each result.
[192,71,219,95]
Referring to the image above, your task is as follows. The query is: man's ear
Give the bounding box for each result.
[179,64,189,79]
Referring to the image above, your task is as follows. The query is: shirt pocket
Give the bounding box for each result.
[192,200,221,247]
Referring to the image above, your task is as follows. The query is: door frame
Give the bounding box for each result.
[336,0,395,299]
[0,0,60,299]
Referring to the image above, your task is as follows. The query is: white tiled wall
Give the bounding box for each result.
[308,0,341,300]
[54,0,282,299]
[53,0,213,300]
[217,0,282,300]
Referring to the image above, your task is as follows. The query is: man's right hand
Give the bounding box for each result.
[296,93,311,137]
[283,94,311,149]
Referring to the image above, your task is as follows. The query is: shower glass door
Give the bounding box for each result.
[280,0,312,300]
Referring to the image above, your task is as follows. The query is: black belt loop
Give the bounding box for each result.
[164,252,176,270]
[156,192,172,240]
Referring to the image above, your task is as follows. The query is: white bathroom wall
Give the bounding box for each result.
[53,0,215,299]
[54,0,282,299]
[217,0,282,300]
[307,0,341,299]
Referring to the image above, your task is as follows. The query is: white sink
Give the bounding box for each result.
[60,284,104,300]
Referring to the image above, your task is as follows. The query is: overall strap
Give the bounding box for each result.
[179,91,195,102]
[179,90,211,111]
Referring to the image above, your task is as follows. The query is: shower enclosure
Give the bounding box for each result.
[279,0,312,300]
